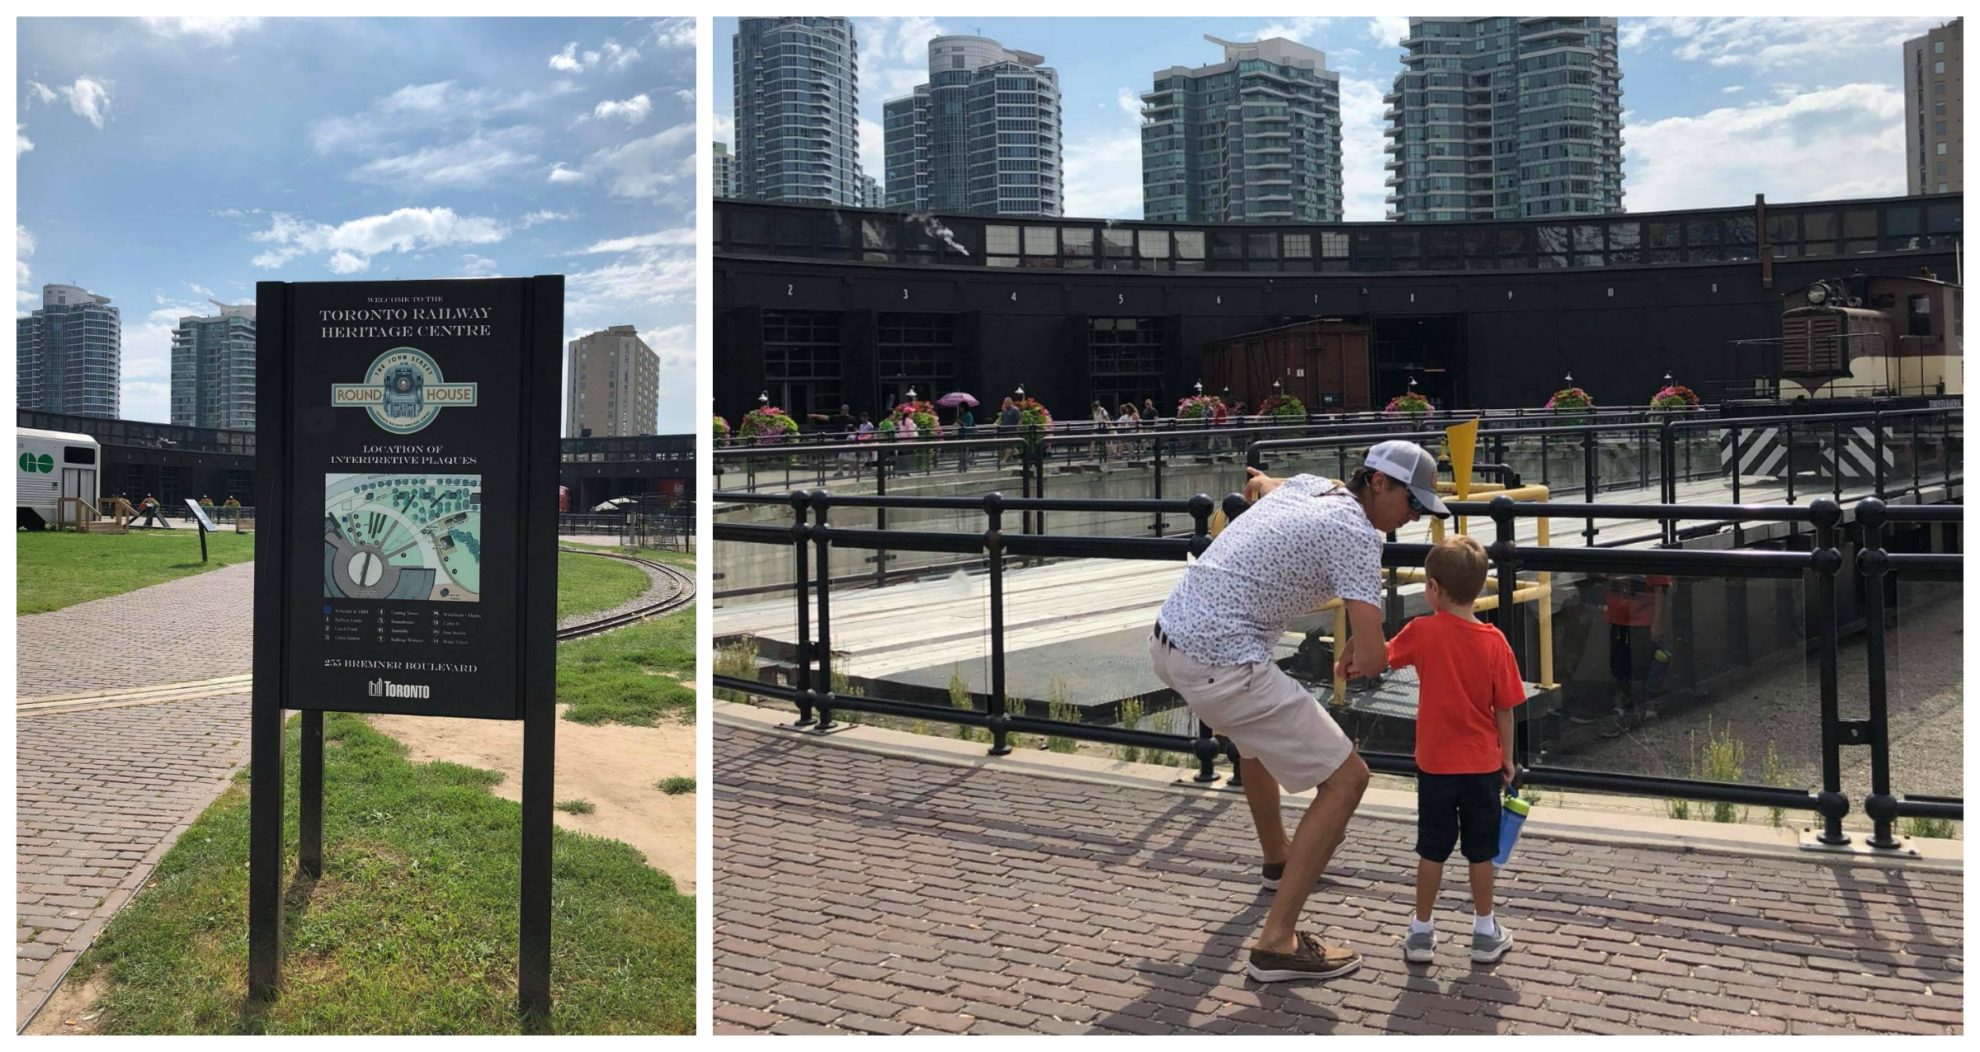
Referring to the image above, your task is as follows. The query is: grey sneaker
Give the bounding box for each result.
[1471,921,1513,963]
[1403,928,1436,963]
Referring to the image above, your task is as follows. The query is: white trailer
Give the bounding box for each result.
[17,427,101,530]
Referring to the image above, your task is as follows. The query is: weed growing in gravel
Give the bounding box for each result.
[556,799,596,815]
[1115,697,1145,764]
[1045,676,1078,754]
[657,777,695,795]
[713,636,759,704]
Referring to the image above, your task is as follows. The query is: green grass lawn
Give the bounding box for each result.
[554,551,650,622]
[15,529,256,615]
[66,713,693,1035]
[556,605,696,726]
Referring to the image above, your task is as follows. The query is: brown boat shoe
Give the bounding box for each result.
[1246,931,1361,983]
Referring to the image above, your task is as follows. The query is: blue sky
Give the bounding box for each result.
[18,16,697,432]
[715,15,1954,220]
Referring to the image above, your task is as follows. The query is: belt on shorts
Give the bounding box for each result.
[1152,621,1174,648]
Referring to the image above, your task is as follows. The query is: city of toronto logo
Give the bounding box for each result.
[331,347,478,435]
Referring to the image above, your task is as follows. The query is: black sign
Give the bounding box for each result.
[250,276,562,1015]
[255,277,559,719]
[184,498,218,533]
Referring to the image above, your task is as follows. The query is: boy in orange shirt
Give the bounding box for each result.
[1382,535,1526,964]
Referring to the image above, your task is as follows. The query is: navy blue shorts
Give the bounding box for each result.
[1416,771,1503,865]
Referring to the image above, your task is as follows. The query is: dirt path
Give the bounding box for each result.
[367,707,697,893]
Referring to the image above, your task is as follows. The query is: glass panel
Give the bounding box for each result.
[862,218,896,250]
[1103,228,1133,256]
[1173,230,1205,259]
[1248,232,1277,259]
[1496,226,1531,254]
[1607,221,1641,250]
[985,225,1020,255]
[1138,230,1170,258]
[1843,209,1877,239]
[1646,220,1682,248]
[1883,206,1923,237]
[1023,226,1057,255]
[1923,201,1960,232]
[1889,578,1963,800]
[1209,230,1243,259]
[1764,213,1799,244]
[1282,233,1312,258]
[1061,227,1096,257]
[1536,225,1569,254]
[1572,253,1605,268]
[1802,210,1839,240]
[1572,224,1602,251]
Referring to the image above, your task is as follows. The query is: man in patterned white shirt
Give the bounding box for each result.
[1150,440,1448,982]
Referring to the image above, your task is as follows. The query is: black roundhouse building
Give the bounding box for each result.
[714,193,1963,419]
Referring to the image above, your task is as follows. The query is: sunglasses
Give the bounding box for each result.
[1404,490,1429,516]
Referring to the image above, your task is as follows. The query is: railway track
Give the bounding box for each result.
[557,546,696,639]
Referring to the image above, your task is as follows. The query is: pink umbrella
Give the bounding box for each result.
[934,391,979,407]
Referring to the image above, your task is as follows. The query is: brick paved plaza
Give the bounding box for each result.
[15,566,256,1023]
[713,723,1963,1036]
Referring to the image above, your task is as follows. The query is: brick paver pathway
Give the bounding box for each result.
[15,567,257,1024]
[16,563,254,698]
[714,726,1963,1035]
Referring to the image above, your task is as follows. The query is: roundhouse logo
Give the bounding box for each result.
[331,347,478,434]
[19,452,54,473]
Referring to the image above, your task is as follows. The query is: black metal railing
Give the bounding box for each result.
[714,488,1962,846]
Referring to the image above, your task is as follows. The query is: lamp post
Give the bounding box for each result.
[1194,380,1204,396]
[1014,383,1025,401]
[757,390,769,407]
[905,386,917,402]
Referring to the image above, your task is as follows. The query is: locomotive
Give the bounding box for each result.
[1776,272,1962,402]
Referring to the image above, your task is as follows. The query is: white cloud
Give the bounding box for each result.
[574,229,696,254]
[140,17,263,46]
[857,116,886,190]
[459,254,499,277]
[674,88,694,106]
[1257,17,1333,42]
[28,77,113,129]
[17,225,38,312]
[1063,86,1147,219]
[548,123,694,199]
[351,127,540,189]
[648,18,696,50]
[592,93,653,126]
[712,113,733,145]
[602,39,641,71]
[1338,75,1391,221]
[1625,83,1907,211]
[520,210,574,227]
[16,124,32,155]
[184,281,215,298]
[1628,17,1946,71]
[248,207,508,273]
[1365,16,1409,49]
[550,42,584,72]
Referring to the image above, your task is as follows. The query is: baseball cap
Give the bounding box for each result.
[1364,440,1450,518]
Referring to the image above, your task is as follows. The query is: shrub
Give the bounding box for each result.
[712,415,730,443]
[1176,394,1220,421]
[1385,392,1432,417]
[949,665,985,743]
[1651,384,1701,410]
[713,636,759,704]
[657,777,695,795]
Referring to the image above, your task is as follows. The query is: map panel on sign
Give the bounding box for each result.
[323,473,482,602]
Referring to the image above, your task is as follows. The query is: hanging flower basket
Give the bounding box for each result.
[1176,394,1221,422]
[1016,397,1053,452]
[740,406,799,442]
[1650,384,1700,410]
[1545,387,1594,411]
[1384,392,1433,418]
[712,415,731,445]
[1258,394,1307,420]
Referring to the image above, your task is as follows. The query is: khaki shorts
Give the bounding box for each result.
[1149,631,1355,796]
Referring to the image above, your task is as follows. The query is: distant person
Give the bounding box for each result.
[829,403,857,437]
[957,405,976,471]
[137,494,164,529]
[997,397,1021,466]
[223,495,241,523]
[1599,572,1671,737]
[1383,535,1525,967]
[1150,440,1447,982]
[1143,398,1161,425]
